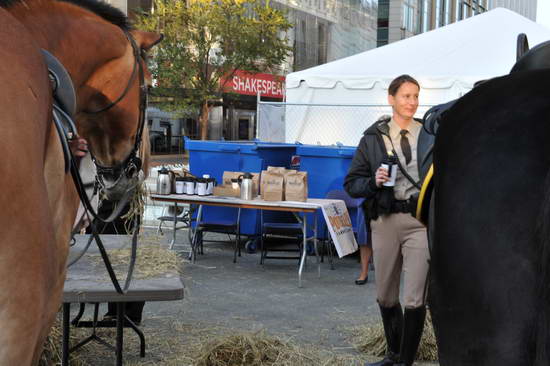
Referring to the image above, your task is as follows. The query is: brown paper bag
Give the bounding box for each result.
[267,166,287,174]
[284,171,308,202]
[261,171,284,201]
[213,185,240,197]
[222,171,244,186]
[221,171,260,197]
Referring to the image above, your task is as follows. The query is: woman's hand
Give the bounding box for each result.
[69,137,88,158]
[375,167,390,187]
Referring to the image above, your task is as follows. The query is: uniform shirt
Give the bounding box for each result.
[382,118,421,200]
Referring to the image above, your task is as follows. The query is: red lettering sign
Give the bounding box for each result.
[220,70,285,99]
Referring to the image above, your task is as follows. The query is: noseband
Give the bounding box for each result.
[85,30,148,191]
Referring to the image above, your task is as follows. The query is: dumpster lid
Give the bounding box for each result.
[296,144,356,157]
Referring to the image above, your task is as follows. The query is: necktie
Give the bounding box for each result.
[400,129,412,165]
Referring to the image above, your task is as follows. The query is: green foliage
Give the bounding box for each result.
[135,0,292,112]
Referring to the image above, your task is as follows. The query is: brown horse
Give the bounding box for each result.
[0,0,160,364]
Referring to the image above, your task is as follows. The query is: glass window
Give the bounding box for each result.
[462,2,470,19]
[378,0,389,19]
[378,18,389,27]
[402,0,415,32]
[435,0,441,28]
[317,23,327,65]
[377,28,389,40]
[421,0,430,32]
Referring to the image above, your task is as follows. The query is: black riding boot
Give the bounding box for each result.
[394,306,426,366]
[365,303,403,366]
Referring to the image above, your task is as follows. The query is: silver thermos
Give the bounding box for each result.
[239,172,254,200]
[156,167,172,195]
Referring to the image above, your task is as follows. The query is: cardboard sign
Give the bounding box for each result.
[318,200,358,258]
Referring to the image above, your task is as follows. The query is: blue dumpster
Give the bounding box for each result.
[186,138,297,237]
[297,144,359,240]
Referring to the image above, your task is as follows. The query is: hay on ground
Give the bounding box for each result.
[89,235,181,280]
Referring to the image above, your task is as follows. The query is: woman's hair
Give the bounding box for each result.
[388,74,420,96]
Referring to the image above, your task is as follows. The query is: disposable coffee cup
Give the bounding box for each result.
[196,179,207,196]
[175,178,185,194]
[185,178,195,195]
[381,163,397,187]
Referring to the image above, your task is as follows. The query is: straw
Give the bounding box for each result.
[352,310,438,362]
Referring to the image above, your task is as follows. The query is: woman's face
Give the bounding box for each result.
[388,81,419,121]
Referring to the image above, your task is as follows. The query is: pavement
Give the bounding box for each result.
[67,152,438,365]
[66,227,438,365]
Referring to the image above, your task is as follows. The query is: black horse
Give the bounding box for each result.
[425,38,550,365]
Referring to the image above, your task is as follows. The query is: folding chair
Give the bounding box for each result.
[259,210,304,264]
[157,203,191,250]
[190,205,242,263]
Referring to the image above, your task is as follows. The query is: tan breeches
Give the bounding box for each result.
[371,213,429,308]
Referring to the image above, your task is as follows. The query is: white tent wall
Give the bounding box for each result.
[283,8,550,146]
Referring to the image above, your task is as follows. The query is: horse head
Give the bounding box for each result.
[8,0,161,200]
[76,29,162,200]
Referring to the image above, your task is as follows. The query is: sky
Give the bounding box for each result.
[538,0,550,28]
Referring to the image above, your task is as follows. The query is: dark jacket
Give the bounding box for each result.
[344,116,434,221]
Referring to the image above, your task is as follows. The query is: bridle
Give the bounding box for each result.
[49,29,150,294]
[84,29,148,193]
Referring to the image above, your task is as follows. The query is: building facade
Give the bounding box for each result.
[378,0,537,46]
[272,0,379,72]
[490,0,537,20]
[110,0,381,143]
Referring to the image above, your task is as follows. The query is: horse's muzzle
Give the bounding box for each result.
[100,173,141,201]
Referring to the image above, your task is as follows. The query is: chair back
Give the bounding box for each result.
[325,190,364,209]
[325,189,369,245]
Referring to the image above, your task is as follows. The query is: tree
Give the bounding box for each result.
[136,0,292,140]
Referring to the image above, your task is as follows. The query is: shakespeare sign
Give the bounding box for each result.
[220,70,285,98]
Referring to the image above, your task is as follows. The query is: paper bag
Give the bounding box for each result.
[221,171,260,197]
[213,185,240,197]
[267,166,287,174]
[284,171,308,202]
[222,171,244,186]
[261,170,284,201]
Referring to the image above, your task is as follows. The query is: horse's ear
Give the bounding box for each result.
[131,30,163,51]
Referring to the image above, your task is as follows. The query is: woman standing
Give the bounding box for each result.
[344,75,433,366]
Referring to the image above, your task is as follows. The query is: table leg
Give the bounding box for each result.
[116,303,125,366]
[298,214,307,288]
[314,210,320,278]
[169,203,178,250]
[62,303,70,366]
[189,205,203,263]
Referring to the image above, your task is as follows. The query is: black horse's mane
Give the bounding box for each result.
[0,0,131,30]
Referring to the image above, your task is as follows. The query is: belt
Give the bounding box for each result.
[390,199,411,214]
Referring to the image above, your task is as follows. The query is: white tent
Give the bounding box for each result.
[283,8,550,145]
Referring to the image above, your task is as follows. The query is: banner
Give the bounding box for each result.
[220,70,285,98]
[316,199,358,258]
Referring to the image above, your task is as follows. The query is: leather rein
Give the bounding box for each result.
[48,29,147,294]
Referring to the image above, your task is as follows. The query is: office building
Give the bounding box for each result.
[378,0,537,46]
